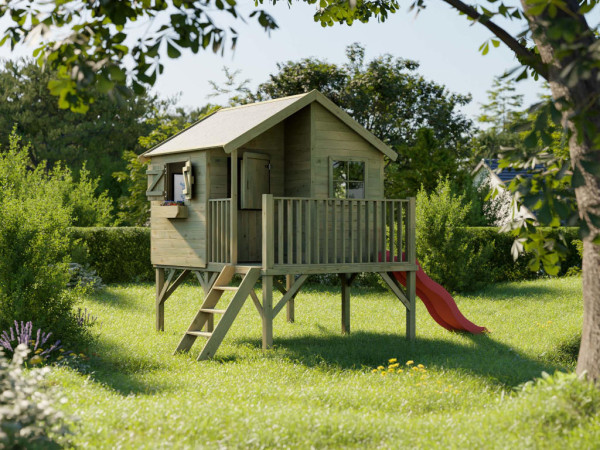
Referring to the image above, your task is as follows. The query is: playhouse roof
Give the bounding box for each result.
[140,90,397,161]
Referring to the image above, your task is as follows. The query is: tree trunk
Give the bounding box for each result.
[523,1,600,381]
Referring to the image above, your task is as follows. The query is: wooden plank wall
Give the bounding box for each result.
[311,102,385,198]
[150,151,207,268]
[284,106,312,197]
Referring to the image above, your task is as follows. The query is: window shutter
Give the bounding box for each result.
[146,164,166,200]
[182,160,194,200]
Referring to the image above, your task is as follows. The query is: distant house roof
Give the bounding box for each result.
[473,158,544,185]
[140,90,397,161]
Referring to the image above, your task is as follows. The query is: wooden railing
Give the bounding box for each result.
[208,199,231,264]
[262,195,415,269]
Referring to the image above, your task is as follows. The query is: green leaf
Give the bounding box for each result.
[491,39,500,48]
[167,42,181,58]
[96,75,114,93]
[108,66,126,82]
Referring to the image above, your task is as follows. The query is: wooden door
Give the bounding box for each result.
[241,152,271,210]
[238,152,270,261]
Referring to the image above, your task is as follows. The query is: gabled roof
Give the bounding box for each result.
[139,90,397,161]
[473,158,544,185]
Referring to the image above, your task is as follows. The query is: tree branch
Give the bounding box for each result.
[441,0,549,80]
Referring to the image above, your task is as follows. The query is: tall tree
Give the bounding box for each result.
[251,43,473,197]
[0,59,155,201]
[478,76,524,133]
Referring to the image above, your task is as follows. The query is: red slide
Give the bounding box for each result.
[392,259,486,334]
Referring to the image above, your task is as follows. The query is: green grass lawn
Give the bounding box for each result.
[49,276,600,448]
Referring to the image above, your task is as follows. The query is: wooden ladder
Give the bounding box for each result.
[174,266,261,360]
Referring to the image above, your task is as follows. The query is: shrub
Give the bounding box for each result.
[52,163,114,227]
[69,227,153,283]
[0,132,86,346]
[463,227,581,282]
[416,179,495,292]
[67,263,106,290]
[0,345,70,448]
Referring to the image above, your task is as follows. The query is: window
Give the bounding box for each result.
[165,160,193,202]
[331,159,365,199]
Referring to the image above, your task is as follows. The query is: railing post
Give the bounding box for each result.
[262,194,274,270]
[407,197,416,264]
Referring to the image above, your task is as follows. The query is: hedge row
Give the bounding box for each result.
[68,226,581,285]
[69,227,153,283]
[463,227,581,283]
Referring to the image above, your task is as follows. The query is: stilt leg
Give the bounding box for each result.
[406,270,416,340]
[340,274,350,334]
[262,275,273,349]
[286,274,295,323]
[156,268,165,332]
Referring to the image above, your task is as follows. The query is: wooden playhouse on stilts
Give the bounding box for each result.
[140,90,418,360]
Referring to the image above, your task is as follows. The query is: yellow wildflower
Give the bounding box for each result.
[79,353,85,358]
[59,349,65,353]
[381,371,387,376]
[417,364,425,369]
[389,363,400,369]
[58,356,64,361]
[29,355,43,365]
[377,366,385,371]
[35,348,43,354]
[397,369,403,373]
[412,367,419,371]
[388,358,397,363]
[406,360,414,366]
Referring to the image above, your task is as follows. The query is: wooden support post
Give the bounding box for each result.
[262,275,273,350]
[406,270,416,340]
[156,268,165,331]
[230,149,238,264]
[340,273,350,334]
[286,274,295,323]
[262,194,274,270]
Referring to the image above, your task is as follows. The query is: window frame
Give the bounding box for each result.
[328,156,368,199]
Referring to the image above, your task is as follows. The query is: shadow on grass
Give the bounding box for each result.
[71,338,172,396]
[87,287,143,311]
[470,282,558,301]
[238,331,560,387]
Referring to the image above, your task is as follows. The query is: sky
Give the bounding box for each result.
[0,1,546,123]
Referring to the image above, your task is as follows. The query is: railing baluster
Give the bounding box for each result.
[315,201,320,264]
[397,201,403,261]
[389,201,395,263]
[333,200,338,264]
[358,200,362,263]
[341,200,346,263]
[306,199,311,264]
[296,200,302,264]
[324,200,329,264]
[287,200,293,265]
[349,200,354,263]
[278,199,284,265]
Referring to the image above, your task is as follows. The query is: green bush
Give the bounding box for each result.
[53,163,114,227]
[0,132,84,345]
[416,179,495,292]
[463,227,581,282]
[69,227,153,283]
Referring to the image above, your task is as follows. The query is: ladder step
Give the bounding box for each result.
[186,331,212,338]
[200,308,226,314]
[213,286,239,291]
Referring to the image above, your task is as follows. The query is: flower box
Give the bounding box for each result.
[155,205,188,219]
